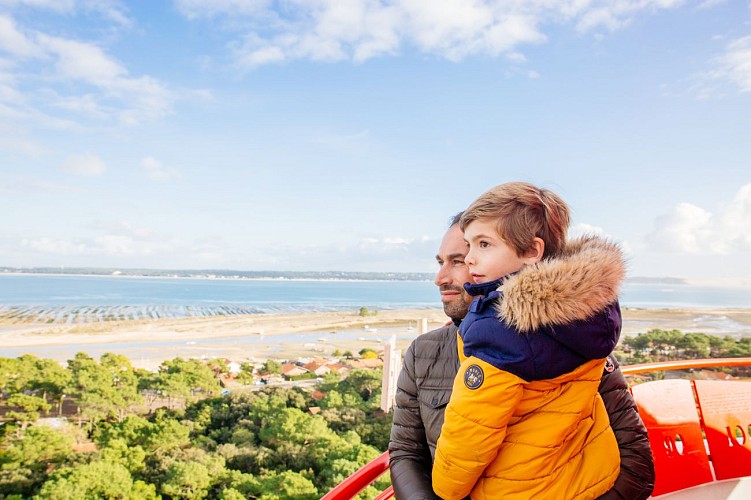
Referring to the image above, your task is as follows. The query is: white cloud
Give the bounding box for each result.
[15,220,183,263]
[90,220,159,240]
[569,222,633,258]
[0,125,44,155]
[8,176,82,193]
[227,233,440,272]
[19,234,167,258]
[79,0,132,27]
[236,42,286,67]
[711,35,751,92]
[570,222,608,239]
[1,0,131,26]
[141,156,180,181]
[697,0,728,9]
[60,152,106,176]
[569,1,686,33]
[38,35,127,84]
[646,184,751,254]
[53,93,109,119]
[0,15,45,58]
[383,237,411,245]
[0,82,26,105]
[93,235,146,256]
[175,0,272,20]
[21,237,90,256]
[356,234,432,253]
[0,11,176,129]
[36,34,175,124]
[0,1,76,12]
[178,0,689,67]
[7,222,260,269]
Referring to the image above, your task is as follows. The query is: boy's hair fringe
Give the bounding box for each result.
[459,182,570,259]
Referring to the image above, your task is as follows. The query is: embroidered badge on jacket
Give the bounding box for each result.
[604,357,615,373]
[464,364,484,390]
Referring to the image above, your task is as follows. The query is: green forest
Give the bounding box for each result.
[615,328,751,366]
[0,354,390,499]
[2,327,751,499]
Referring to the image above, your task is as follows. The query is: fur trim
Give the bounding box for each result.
[497,235,625,332]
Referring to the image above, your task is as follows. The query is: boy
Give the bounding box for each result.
[433,182,623,499]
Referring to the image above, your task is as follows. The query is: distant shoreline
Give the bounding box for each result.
[4,269,751,287]
[0,271,432,283]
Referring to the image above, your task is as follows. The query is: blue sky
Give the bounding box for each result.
[0,0,750,284]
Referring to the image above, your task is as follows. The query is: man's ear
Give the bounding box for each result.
[523,237,545,264]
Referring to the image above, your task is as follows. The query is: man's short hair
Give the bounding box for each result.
[459,182,570,259]
[448,211,464,228]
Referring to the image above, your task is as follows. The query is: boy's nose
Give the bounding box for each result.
[464,250,475,266]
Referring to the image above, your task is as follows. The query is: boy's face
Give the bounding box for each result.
[463,219,531,284]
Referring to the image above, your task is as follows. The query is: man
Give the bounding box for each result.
[388,215,655,499]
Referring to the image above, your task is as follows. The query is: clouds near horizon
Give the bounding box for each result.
[646,183,751,255]
[4,226,440,272]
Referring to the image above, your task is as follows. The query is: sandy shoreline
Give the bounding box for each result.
[2,307,750,370]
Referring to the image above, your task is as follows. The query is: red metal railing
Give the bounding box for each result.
[319,451,391,500]
[619,357,751,375]
[324,357,751,499]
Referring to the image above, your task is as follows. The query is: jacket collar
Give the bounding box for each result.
[463,278,503,297]
[463,278,505,315]
[495,235,625,332]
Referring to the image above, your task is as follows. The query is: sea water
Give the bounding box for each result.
[0,274,749,315]
[1,274,749,362]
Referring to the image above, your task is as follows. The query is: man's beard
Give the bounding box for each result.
[440,286,471,321]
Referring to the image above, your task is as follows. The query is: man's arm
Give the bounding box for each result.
[597,355,655,500]
[389,343,439,500]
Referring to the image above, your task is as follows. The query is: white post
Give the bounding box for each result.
[380,335,401,413]
[418,318,429,335]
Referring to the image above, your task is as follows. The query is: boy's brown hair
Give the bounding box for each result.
[459,182,570,259]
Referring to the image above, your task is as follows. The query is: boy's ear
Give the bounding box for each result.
[522,237,545,264]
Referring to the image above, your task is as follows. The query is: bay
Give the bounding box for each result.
[0,274,749,322]
[2,274,750,362]
[0,274,437,311]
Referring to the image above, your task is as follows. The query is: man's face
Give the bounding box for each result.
[434,225,473,321]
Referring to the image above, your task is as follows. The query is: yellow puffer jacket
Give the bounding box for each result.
[433,236,625,499]
[433,354,619,499]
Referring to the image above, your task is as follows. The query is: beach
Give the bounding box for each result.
[2,307,751,370]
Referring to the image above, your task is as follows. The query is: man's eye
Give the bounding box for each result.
[453,260,465,266]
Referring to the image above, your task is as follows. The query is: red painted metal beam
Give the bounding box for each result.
[621,357,751,375]
[320,450,390,500]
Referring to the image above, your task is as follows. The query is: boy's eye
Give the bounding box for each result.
[479,241,490,248]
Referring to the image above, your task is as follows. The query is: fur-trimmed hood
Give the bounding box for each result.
[496,235,625,332]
